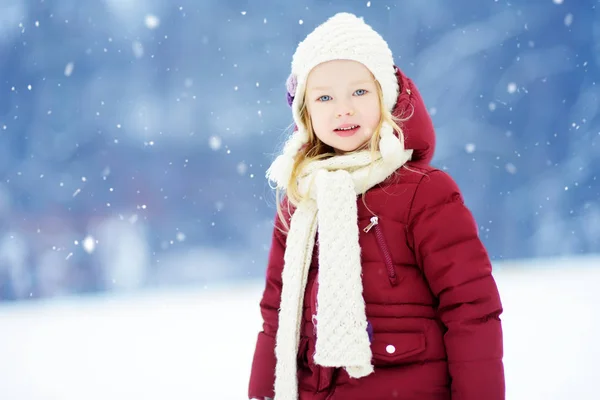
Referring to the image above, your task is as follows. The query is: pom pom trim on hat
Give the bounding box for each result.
[379,122,405,163]
[266,126,309,189]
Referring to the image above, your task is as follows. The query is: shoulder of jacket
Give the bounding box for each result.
[406,167,464,222]
[383,162,449,190]
[377,163,464,221]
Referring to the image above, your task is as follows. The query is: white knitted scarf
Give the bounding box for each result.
[273,148,413,399]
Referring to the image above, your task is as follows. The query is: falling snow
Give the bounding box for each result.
[144,14,160,29]
[564,13,573,27]
[506,163,517,174]
[64,62,75,77]
[237,162,248,175]
[82,236,96,253]
[209,136,222,150]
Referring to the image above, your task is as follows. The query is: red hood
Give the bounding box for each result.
[391,66,435,165]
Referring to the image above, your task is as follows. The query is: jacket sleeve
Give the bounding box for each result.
[408,170,505,400]
[248,204,289,399]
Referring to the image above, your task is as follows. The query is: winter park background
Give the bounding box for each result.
[0,0,598,399]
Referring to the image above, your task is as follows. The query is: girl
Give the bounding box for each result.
[249,12,505,400]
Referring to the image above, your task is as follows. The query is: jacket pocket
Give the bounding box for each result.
[364,216,398,286]
[371,331,427,366]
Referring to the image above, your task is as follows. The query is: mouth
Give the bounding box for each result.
[334,124,361,137]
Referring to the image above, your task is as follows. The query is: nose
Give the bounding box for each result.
[336,109,355,118]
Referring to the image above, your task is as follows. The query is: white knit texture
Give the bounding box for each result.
[313,169,373,376]
[274,201,318,399]
[266,128,309,188]
[273,147,413,400]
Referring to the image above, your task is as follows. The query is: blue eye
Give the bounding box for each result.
[318,95,332,102]
[354,89,368,96]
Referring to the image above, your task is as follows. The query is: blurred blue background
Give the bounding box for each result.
[0,0,598,301]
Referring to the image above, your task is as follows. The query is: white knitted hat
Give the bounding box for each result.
[266,12,407,189]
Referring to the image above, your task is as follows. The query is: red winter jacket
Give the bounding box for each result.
[249,67,505,400]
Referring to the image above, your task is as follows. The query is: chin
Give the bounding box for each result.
[331,141,364,154]
[318,133,371,154]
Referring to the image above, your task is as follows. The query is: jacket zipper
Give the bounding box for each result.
[363,216,398,286]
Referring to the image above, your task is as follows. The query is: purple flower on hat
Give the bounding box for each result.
[286,74,297,107]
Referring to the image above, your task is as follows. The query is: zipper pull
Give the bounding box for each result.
[363,216,379,233]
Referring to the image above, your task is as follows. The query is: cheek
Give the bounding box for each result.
[365,104,381,129]
[354,96,381,128]
[308,107,330,134]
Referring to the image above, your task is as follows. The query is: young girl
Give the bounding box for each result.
[249,12,505,400]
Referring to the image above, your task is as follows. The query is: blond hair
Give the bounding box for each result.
[275,80,407,232]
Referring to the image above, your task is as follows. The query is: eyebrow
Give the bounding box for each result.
[309,80,375,92]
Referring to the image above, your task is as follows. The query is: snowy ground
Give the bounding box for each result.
[0,256,598,400]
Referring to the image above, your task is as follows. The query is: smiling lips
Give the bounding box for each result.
[334,123,361,137]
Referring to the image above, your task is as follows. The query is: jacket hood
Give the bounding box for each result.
[391,66,435,165]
